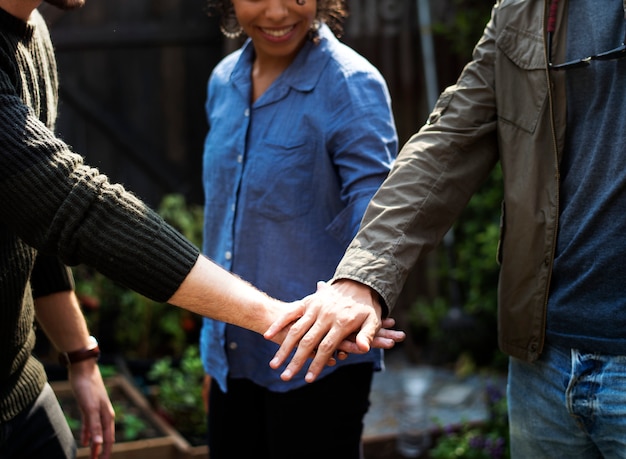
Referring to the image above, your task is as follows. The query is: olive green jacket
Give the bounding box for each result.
[334,0,574,362]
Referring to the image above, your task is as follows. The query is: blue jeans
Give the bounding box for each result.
[0,383,76,459]
[508,345,626,458]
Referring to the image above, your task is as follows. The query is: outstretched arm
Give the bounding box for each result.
[167,255,286,336]
[168,257,404,374]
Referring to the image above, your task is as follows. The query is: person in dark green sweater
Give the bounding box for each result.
[0,1,404,458]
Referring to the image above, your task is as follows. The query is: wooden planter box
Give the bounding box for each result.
[52,375,205,459]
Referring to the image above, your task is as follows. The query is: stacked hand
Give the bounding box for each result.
[264,279,405,382]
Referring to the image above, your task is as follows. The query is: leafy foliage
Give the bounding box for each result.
[430,382,509,459]
[148,346,207,443]
[432,0,495,60]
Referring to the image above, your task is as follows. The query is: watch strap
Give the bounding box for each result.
[58,336,100,367]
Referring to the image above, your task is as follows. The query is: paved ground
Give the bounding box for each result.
[362,347,506,458]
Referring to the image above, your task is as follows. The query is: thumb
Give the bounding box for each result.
[316,280,330,292]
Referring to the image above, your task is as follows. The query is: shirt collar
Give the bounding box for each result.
[229,23,335,100]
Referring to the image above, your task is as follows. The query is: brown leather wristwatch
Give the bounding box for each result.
[58,335,100,367]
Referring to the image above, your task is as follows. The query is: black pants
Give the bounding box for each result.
[208,363,374,459]
[0,383,76,459]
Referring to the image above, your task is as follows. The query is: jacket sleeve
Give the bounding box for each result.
[333,2,502,310]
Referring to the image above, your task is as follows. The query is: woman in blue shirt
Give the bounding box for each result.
[200,1,397,457]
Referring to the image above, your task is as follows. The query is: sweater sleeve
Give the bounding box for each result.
[0,77,199,304]
[0,97,199,302]
[30,254,74,299]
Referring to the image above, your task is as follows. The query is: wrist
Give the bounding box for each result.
[58,336,100,368]
[263,298,286,331]
[332,278,386,317]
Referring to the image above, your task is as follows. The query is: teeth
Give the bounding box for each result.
[262,26,293,37]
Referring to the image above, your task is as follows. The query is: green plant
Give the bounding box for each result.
[112,401,150,441]
[99,364,118,378]
[73,193,204,360]
[432,0,495,61]
[430,382,509,459]
[64,413,80,432]
[148,346,207,445]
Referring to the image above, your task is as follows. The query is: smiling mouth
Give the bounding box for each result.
[261,26,295,38]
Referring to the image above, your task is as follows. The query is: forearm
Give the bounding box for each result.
[168,255,284,335]
[34,290,93,352]
[35,291,114,458]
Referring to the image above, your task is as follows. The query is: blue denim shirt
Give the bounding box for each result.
[200,24,397,392]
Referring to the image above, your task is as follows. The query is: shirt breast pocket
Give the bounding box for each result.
[495,26,549,134]
[247,137,316,221]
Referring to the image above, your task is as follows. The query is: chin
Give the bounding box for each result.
[43,0,86,10]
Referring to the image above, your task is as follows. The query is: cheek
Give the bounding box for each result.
[43,0,85,9]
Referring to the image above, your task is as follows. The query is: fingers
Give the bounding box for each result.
[266,280,405,383]
[271,319,405,378]
[299,326,347,383]
[263,301,305,341]
[99,400,115,459]
[84,401,114,459]
[83,409,103,459]
[268,310,316,370]
[373,329,406,345]
[372,318,406,347]
[281,309,377,382]
[90,443,102,459]
[86,422,102,459]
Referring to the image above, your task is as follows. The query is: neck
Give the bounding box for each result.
[0,0,41,21]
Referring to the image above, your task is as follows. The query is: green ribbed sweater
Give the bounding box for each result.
[0,8,200,422]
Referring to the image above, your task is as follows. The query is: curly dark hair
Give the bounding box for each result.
[206,0,348,41]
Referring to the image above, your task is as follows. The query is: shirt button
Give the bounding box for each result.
[231,203,236,212]
[244,108,250,117]
[237,155,243,163]
[225,251,232,260]
[228,341,238,350]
